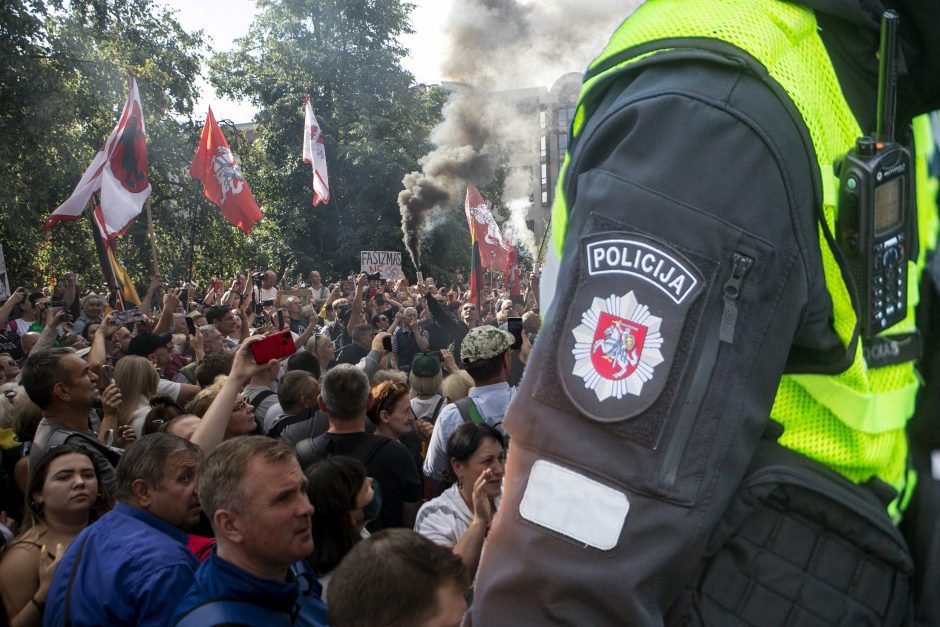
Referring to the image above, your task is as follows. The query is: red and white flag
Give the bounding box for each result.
[465,183,510,269]
[303,95,330,206]
[44,75,150,236]
[190,107,262,235]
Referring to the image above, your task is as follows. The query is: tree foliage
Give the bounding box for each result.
[210,0,446,283]
[0,0,462,295]
[0,0,210,289]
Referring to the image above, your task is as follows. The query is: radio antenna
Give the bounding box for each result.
[876,10,899,144]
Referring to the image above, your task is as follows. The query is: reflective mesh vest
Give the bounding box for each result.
[553,0,939,513]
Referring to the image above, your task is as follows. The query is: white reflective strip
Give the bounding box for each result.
[519,459,628,550]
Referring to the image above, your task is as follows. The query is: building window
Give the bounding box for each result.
[539,110,547,129]
[556,106,576,130]
[557,132,568,161]
[541,162,548,185]
[540,136,547,159]
[542,191,549,205]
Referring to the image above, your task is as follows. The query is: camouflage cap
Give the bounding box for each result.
[461,325,514,364]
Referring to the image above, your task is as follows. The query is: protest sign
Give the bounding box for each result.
[360,251,403,281]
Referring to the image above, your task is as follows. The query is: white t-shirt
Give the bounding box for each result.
[414,484,473,547]
[253,285,279,304]
[411,395,444,421]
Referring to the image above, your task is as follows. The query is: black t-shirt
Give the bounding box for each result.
[334,343,369,366]
[312,431,422,530]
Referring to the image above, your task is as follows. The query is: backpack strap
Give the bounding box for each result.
[294,436,330,471]
[350,435,393,466]
[454,397,476,424]
[246,388,276,408]
[268,412,309,439]
[173,599,292,627]
[430,396,446,423]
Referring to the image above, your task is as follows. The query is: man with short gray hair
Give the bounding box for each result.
[295,364,422,530]
[172,436,327,626]
[44,433,203,626]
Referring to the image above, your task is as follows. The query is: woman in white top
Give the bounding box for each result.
[414,422,505,578]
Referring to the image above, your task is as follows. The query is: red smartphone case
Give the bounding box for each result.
[250,330,296,364]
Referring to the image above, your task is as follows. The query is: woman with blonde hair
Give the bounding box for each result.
[113,356,159,437]
[441,370,474,403]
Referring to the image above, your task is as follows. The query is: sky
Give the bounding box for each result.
[159,0,455,123]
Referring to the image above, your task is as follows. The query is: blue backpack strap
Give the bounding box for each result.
[174,599,292,627]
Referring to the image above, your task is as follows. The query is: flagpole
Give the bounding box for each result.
[144,197,160,278]
[88,203,117,301]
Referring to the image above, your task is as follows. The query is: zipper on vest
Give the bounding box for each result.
[661,251,753,490]
[719,253,754,344]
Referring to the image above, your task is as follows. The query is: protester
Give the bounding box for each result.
[333,323,372,366]
[305,456,374,595]
[367,380,423,476]
[424,326,526,480]
[20,348,123,492]
[440,370,474,404]
[389,307,429,373]
[172,436,327,626]
[298,364,422,530]
[0,447,106,626]
[71,295,104,337]
[305,334,335,375]
[265,370,326,442]
[327,529,469,627]
[43,434,202,626]
[415,423,504,578]
[242,357,279,428]
[114,355,160,437]
[307,271,330,310]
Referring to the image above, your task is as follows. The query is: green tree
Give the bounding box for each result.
[210,0,446,282]
[0,0,214,292]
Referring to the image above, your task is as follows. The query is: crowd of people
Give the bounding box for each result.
[0,265,539,625]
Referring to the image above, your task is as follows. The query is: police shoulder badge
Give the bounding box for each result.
[560,232,704,422]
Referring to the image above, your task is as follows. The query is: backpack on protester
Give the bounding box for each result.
[294,432,391,472]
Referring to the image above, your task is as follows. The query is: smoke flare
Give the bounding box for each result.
[399,0,637,268]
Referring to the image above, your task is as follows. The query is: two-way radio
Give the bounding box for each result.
[836,10,916,340]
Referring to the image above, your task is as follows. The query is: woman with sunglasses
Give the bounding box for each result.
[305,456,376,596]
[0,446,106,626]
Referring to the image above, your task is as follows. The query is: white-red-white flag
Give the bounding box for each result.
[44,74,151,237]
[303,95,330,206]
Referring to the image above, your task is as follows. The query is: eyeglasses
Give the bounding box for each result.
[232,399,248,412]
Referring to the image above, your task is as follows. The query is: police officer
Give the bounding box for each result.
[470,0,940,624]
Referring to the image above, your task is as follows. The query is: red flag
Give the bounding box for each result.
[44,74,150,234]
[504,241,522,296]
[303,95,330,206]
[464,183,510,269]
[190,107,262,235]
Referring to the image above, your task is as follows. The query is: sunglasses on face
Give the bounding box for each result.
[232,399,248,412]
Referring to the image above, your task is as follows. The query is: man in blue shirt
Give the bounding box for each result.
[172,436,327,626]
[44,433,203,626]
[424,326,529,480]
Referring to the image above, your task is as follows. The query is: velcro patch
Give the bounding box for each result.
[559,232,704,422]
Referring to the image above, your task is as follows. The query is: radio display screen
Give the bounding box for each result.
[874,177,902,232]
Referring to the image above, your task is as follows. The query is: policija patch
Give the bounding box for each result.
[560,234,704,422]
